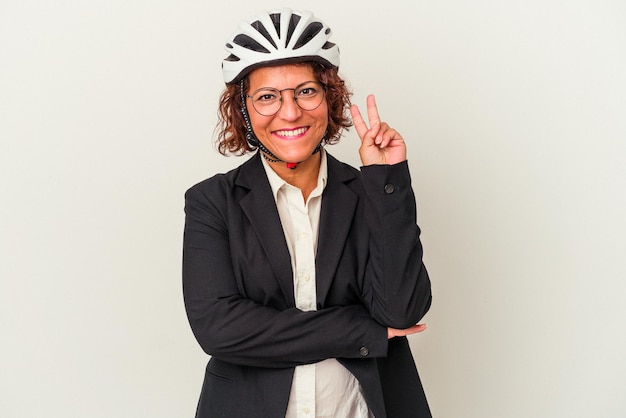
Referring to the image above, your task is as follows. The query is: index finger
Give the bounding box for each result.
[350,104,369,140]
[366,94,381,127]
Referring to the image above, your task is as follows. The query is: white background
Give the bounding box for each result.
[1,0,625,417]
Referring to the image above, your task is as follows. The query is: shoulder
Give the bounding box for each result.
[185,154,263,199]
[183,155,265,225]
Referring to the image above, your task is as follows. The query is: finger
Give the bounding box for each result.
[413,324,427,332]
[350,104,369,140]
[374,122,390,146]
[387,324,428,339]
[403,324,427,337]
[366,94,381,128]
[379,127,400,148]
[369,122,381,145]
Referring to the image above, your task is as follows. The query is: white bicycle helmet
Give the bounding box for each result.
[222,8,340,84]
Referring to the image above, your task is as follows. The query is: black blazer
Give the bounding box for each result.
[183,153,432,417]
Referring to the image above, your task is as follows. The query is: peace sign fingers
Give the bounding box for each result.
[350,94,381,145]
[350,94,407,166]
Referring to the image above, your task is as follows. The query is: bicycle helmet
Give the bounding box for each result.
[222,8,340,84]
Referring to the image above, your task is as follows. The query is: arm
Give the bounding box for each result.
[183,183,388,368]
[351,96,433,329]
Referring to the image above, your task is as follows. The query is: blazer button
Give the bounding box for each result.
[359,346,370,357]
[384,184,395,194]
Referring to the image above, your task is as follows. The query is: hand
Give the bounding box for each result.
[388,323,427,339]
[350,94,407,166]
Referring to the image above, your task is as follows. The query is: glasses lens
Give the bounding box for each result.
[251,88,281,116]
[294,82,325,111]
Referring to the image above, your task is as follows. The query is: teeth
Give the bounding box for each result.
[276,127,307,137]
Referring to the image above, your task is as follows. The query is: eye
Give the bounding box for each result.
[297,84,320,97]
[254,90,279,102]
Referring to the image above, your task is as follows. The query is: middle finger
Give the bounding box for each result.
[367,94,381,127]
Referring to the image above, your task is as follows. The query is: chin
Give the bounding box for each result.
[269,140,321,162]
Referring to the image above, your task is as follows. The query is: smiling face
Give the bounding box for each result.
[246,64,329,166]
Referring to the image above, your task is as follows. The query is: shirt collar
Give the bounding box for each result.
[261,149,328,200]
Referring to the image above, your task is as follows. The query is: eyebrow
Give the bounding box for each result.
[251,80,319,91]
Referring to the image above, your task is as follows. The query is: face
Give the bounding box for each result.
[246,64,328,165]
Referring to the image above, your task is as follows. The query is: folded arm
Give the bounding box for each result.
[183,184,388,368]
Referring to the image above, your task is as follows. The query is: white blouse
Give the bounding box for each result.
[261,151,373,418]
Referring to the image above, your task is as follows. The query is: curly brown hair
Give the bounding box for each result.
[216,62,352,155]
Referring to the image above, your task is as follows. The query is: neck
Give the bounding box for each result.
[265,151,322,201]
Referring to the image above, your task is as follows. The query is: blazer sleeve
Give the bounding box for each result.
[359,161,432,329]
[183,181,388,369]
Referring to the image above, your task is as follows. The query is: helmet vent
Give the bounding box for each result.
[294,22,323,49]
[233,34,270,53]
[224,54,240,62]
[251,20,277,49]
[285,14,301,46]
[269,13,281,36]
[322,41,336,50]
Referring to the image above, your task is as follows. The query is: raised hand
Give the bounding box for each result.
[350,94,407,166]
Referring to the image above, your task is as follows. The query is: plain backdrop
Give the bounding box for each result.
[1,0,625,417]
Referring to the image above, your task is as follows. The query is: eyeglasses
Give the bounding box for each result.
[247,81,326,116]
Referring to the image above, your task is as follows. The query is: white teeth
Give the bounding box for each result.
[276,128,307,137]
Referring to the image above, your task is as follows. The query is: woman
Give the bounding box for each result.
[183,8,432,418]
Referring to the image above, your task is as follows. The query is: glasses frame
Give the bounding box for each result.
[246,81,327,116]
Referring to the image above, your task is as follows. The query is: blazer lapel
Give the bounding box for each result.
[316,154,359,305]
[236,154,295,307]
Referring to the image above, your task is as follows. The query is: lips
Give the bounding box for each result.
[273,127,308,139]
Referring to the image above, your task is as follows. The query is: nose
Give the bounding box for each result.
[277,91,302,121]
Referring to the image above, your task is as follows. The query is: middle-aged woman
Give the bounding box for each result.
[183,8,433,418]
